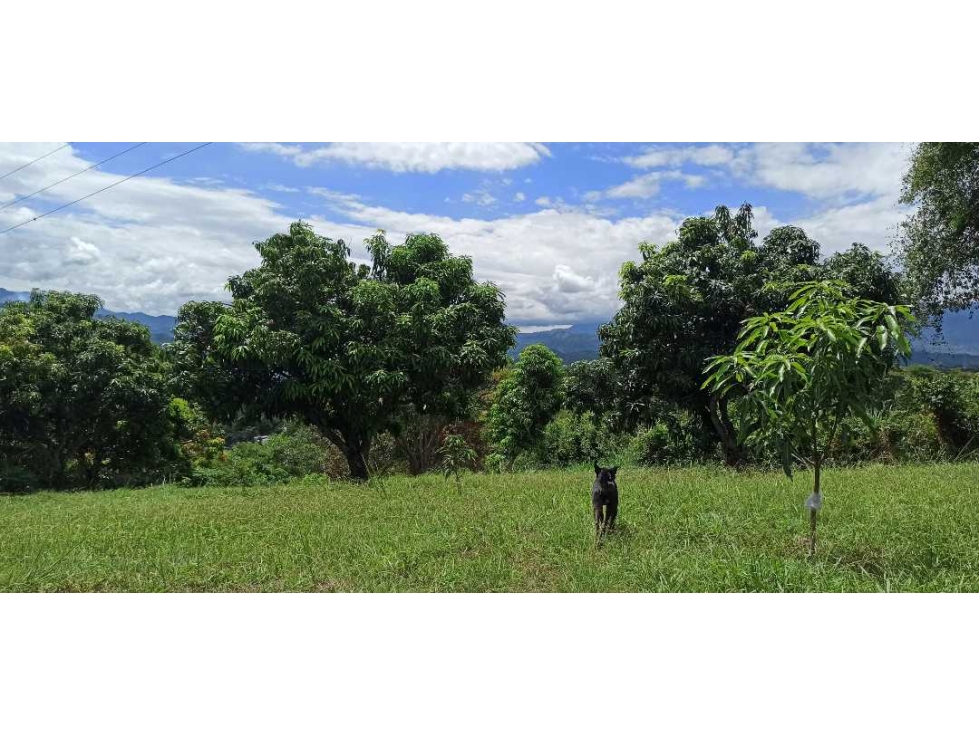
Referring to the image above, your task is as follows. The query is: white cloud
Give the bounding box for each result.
[620,143,912,203]
[64,236,100,265]
[605,170,706,199]
[624,144,736,169]
[238,142,303,157]
[0,143,681,322]
[737,200,908,258]
[461,190,497,207]
[513,192,526,202]
[328,195,679,323]
[794,197,911,256]
[745,142,911,201]
[307,187,362,207]
[0,143,913,325]
[240,142,551,173]
[0,143,375,314]
[518,324,572,333]
[553,264,596,293]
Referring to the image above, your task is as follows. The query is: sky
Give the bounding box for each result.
[0,142,914,326]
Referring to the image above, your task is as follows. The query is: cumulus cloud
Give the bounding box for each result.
[624,144,737,169]
[519,324,572,333]
[605,170,706,199]
[326,195,679,323]
[0,143,682,322]
[240,142,551,173]
[744,142,912,201]
[513,192,525,202]
[461,190,497,207]
[793,197,911,255]
[553,264,597,293]
[64,236,100,265]
[0,143,374,314]
[0,142,912,325]
[620,142,912,203]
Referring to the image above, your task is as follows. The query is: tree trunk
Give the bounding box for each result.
[706,395,743,467]
[345,450,369,480]
[322,428,373,481]
[342,438,371,481]
[809,459,821,557]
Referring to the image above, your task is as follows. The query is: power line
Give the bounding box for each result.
[0,142,148,213]
[0,143,71,182]
[0,142,213,236]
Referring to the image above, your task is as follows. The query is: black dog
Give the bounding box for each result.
[592,462,619,538]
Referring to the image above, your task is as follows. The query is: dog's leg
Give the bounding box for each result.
[593,503,604,540]
[606,496,618,533]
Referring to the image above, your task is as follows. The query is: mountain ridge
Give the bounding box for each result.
[0,288,177,344]
[4,287,977,364]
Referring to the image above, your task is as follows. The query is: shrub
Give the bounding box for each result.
[438,433,477,486]
[522,411,625,468]
[192,422,332,486]
[905,369,979,455]
[625,414,713,467]
[0,465,39,494]
[884,410,947,461]
[367,432,405,476]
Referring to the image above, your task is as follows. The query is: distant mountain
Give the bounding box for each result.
[0,288,28,304]
[0,288,176,344]
[516,310,979,368]
[3,285,977,362]
[511,322,603,364]
[913,309,979,355]
[907,351,979,370]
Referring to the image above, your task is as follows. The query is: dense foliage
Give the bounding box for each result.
[597,204,903,465]
[173,222,514,479]
[898,142,979,322]
[486,344,566,469]
[0,291,192,491]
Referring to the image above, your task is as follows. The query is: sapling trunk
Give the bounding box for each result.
[809,459,821,556]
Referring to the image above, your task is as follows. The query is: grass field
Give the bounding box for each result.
[2,463,979,592]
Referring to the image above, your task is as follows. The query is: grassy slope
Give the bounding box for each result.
[2,463,978,592]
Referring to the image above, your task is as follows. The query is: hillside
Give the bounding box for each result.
[510,322,602,363]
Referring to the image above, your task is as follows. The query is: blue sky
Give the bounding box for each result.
[0,142,913,325]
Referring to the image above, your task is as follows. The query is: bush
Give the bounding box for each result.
[625,415,713,466]
[825,403,947,465]
[519,411,626,469]
[192,422,332,486]
[368,432,406,477]
[883,410,948,461]
[902,368,979,456]
[0,465,39,494]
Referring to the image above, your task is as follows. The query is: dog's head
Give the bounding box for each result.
[593,462,618,490]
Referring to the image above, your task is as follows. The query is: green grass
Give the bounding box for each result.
[2,463,979,592]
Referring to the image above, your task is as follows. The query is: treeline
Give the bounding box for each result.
[3,140,979,492]
[1,208,974,493]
